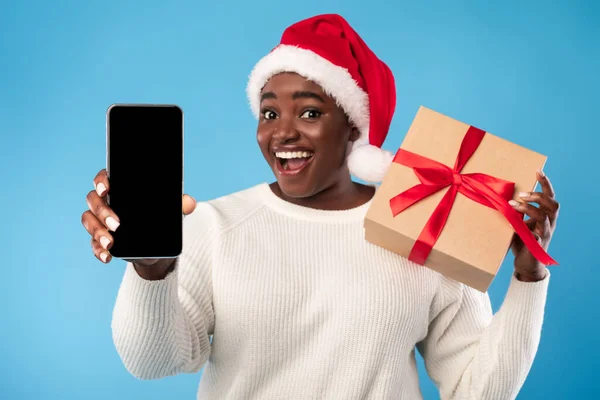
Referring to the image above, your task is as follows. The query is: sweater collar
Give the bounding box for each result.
[256,182,376,222]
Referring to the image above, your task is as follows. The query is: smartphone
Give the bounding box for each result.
[106,104,183,259]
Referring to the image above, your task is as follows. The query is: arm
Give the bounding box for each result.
[110,207,217,380]
[417,271,550,400]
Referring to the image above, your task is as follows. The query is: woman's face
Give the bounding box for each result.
[256,72,358,198]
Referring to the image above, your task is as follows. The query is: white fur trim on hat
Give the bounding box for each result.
[347,141,394,183]
[247,44,370,140]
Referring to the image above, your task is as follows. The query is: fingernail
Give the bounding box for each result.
[537,169,545,178]
[106,217,120,231]
[96,182,107,196]
[100,252,108,262]
[509,200,520,207]
[518,192,529,198]
[100,236,111,249]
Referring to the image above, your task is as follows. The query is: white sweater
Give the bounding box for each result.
[111,182,549,400]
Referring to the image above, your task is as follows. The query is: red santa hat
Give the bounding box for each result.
[246,14,397,183]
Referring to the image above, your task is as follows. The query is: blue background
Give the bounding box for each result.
[1,1,598,399]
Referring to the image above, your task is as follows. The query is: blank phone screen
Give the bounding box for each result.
[106,104,183,259]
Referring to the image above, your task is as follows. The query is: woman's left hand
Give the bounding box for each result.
[509,170,560,282]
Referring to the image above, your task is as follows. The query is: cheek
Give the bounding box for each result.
[256,128,269,147]
[256,128,273,157]
[321,130,351,161]
[313,136,348,171]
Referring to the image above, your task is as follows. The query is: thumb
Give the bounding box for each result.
[182,194,196,215]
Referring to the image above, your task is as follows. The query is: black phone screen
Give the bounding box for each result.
[106,104,183,259]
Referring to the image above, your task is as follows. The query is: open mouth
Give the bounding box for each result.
[275,151,314,174]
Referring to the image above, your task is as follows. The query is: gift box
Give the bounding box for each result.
[364,106,556,292]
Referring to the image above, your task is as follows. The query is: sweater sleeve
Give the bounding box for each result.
[417,270,550,400]
[110,206,217,380]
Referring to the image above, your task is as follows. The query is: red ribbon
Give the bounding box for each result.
[390,126,557,266]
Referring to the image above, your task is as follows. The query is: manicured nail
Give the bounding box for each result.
[537,169,545,178]
[100,252,108,262]
[100,236,111,249]
[509,200,520,207]
[106,217,120,231]
[518,192,529,198]
[96,182,107,196]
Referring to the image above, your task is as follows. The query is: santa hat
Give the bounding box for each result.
[246,14,396,183]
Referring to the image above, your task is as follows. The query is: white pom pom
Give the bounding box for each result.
[347,143,394,183]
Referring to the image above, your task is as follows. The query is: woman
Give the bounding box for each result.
[81,14,558,399]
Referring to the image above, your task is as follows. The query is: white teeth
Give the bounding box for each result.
[275,151,313,159]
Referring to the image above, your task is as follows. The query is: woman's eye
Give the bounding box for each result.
[262,110,277,120]
[300,110,321,119]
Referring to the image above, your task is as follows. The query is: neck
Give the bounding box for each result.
[270,172,375,211]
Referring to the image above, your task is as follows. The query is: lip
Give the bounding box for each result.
[274,153,315,176]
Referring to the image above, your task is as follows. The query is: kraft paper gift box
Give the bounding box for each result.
[364,106,557,292]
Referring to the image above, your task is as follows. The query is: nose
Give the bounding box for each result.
[273,116,300,143]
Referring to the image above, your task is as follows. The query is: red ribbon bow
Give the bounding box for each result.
[390,126,557,266]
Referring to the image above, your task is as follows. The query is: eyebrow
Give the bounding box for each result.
[260,91,325,103]
[260,92,277,102]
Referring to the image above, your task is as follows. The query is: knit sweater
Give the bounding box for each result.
[111,182,550,400]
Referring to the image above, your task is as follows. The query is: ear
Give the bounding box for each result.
[349,126,360,142]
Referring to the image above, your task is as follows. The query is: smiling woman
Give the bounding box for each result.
[96,13,559,400]
[256,72,371,206]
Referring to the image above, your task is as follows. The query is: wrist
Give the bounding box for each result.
[515,269,547,282]
[133,259,176,281]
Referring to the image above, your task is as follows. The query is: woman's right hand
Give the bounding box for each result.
[81,169,197,280]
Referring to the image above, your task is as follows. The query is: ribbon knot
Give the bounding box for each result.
[389,126,557,266]
[453,172,462,186]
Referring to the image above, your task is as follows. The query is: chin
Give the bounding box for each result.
[275,178,318,199]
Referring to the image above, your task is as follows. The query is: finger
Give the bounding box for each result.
[93,169,109,197]
[81,210,114,249]
[182,194,196,215]
[523,210,551,243]
[509,200,546,223]
[529,228,542,242]
[525,216,537,231]
[512,200,551,240]
[86,189,120,231]
[91,237,112,263]
[517,191,559,214]
[536,169,555,199]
